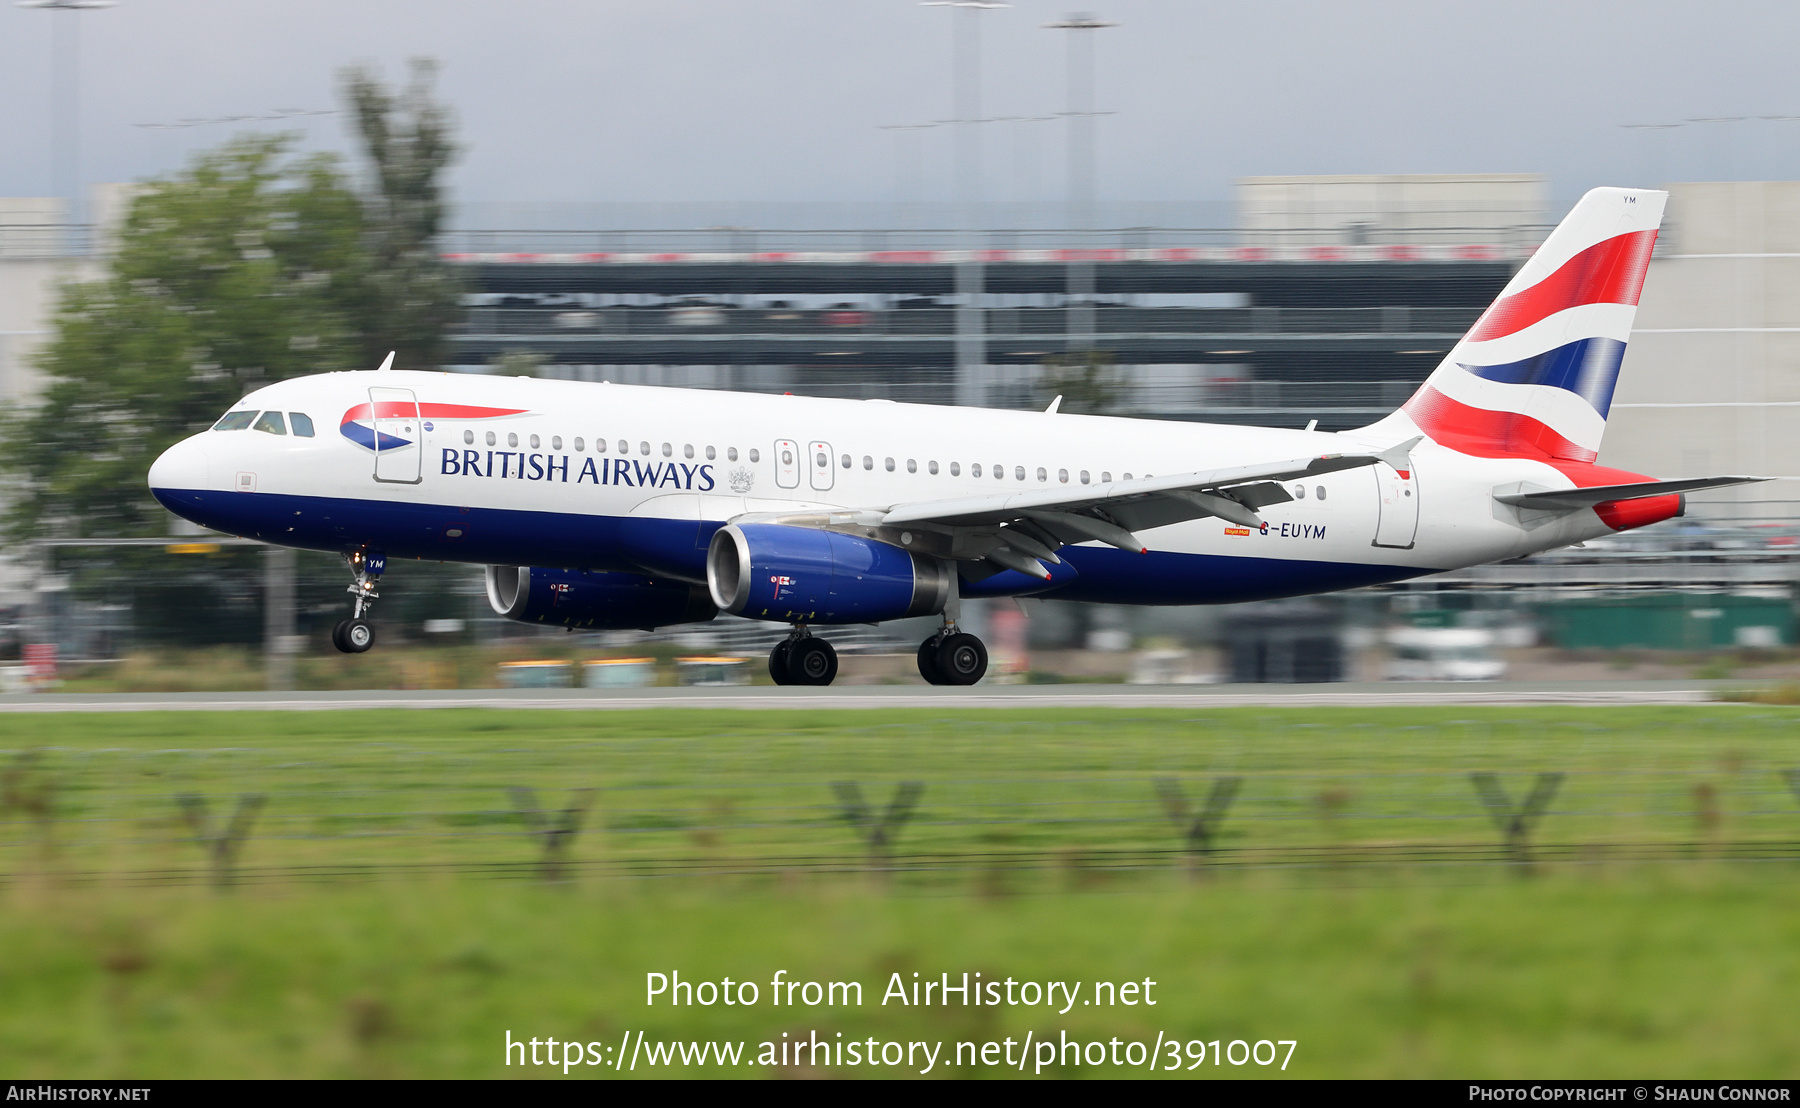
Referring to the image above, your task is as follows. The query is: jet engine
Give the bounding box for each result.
[484,566,717,630]
[706,523,951,624]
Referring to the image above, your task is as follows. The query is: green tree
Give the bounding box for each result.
[3,136,367,540]
[1039,348,1126,416]
[341,58,464,373]
[3,59,465,544]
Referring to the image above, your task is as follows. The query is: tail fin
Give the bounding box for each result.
[1369,187,1665,463]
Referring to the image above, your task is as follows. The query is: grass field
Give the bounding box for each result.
[3,706,1799,1078]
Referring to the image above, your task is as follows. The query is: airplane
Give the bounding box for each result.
[147,187,1762,685]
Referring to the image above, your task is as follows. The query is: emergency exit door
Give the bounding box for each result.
[808,441,834,491]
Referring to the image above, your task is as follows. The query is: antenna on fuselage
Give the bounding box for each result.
[376,351,395,373]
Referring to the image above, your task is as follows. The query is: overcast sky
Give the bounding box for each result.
[4,0,1800,223]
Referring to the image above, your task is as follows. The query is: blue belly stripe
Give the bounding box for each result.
[152,487,1435,614]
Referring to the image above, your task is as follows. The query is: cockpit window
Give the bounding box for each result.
[212,411,256,431]
[289,413,315,437]
[252,411,287,435]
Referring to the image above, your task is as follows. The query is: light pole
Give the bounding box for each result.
[17,0,116,253]
[923,0,1007,408]
[1046,13,1116,352]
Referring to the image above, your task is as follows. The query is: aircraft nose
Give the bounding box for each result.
[148,437,209,495]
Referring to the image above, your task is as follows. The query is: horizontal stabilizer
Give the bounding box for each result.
[1493,475,1767,510]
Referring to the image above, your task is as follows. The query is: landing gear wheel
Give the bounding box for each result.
[768,639,795,685]
[787,638,838,686]
[917,637,946,685]
[934,632,987,686]
[334,618,374,654]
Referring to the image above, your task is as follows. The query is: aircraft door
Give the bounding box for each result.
[808,440,834,491]
[369,386,422,484]
[1371,461,1419,548]
[774,439,800,489]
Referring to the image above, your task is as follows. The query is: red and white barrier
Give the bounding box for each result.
[442,243,1525,266]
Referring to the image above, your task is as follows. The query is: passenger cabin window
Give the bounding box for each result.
[885,458,895,472]
[1316,486,1327,501]
[1058,469,1068,484]
[551,436,562,450]
[862,456,873,470]
[639,442,650,456]
[1101,471,1112,483]
[727,447,738,461]
[290,413,314,437]
[252,411,287,435]
[574,437,585,452]
[212,411,256,431]
[487,432,497,446]
[705,446,716,460]
[464,430,475,445]
[662,443,672,457]
[748,449,760,463]
[684,444,694,459]
[907,459,917,474]
[929,461,939,475]
[995,465,1005,481]
[530,434,541,450]
[508,433,519,448]
[1080,470,1090,484]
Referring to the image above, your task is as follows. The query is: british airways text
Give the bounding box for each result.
[441,449,716,490]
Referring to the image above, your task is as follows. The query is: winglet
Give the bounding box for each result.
[1375,436,1423,471]
[377,351,395,373]
[1045,395,1063,415]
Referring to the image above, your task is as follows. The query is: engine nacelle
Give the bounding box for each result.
[485,566,717,630]
[706,523,951,624]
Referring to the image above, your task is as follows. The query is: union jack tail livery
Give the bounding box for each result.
[1377,187,1665,464]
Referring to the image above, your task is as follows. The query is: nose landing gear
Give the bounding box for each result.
[332,549,383,654]
[769,627,838,686]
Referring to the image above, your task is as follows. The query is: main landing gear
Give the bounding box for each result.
[916,625,988,686]
[768,628,838,686]
[916,574,987,686]
[331,549,382,654]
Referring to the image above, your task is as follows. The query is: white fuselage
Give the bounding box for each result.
[148,370,1623,609]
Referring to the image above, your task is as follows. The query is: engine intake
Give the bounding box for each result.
[485,566,716,630]
[707,523,951,624]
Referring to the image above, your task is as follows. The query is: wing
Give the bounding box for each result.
[733,438,1420,582]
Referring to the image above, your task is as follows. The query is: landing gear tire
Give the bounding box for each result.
[333,618,374,654]
[768,639,794,685]
[917,637,946,685]
[787,638,838,686]
[934,632,987,686]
